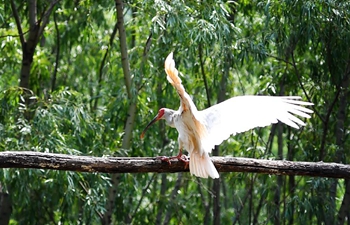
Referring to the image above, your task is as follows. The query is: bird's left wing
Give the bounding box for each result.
[198,96,313,151]
[164,52,197,113]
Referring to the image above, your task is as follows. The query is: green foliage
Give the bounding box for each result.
[0,88,112,223]
[0,0,349,224]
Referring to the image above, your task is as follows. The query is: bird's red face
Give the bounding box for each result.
[140,108,165,139]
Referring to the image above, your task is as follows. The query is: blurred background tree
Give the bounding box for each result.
[0,0,349,224]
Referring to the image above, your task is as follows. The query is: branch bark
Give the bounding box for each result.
[1,151,350,179]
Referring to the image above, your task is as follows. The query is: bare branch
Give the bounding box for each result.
[267,53,293,66]
[163,173,183,224]
[129,174,156,223]
[93,19,118,110]
[0,151,350,179]
[199,44,211,107]
[51,11,60,92]
[116,0,132,99]
[37,0,60,39]
[291,51,323,120]
[10,0,25,45]
[0,30,30,39]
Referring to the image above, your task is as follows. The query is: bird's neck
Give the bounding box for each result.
[164,109,177,128]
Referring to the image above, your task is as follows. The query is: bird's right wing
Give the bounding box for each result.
[199,96,313,151]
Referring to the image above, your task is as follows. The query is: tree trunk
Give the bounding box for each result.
[211,50,230,225]
[273,124,283,225]
[335,64,350,225]
[287,129,295,225]
[212,146,221,225]
[11,0,58,89]
[155,174,167,225]
[0,191,12,225]
[338,180,350,225]
[163,174,183,225]
[102,0,137,224]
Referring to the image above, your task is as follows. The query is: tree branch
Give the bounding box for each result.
[199,44,211,107]
[116,0,132,99]
[0,151,349,179]
[94,19,119,110]
[10,0,25,45]
[290,51,322,120]
[37,0,60,40]
[51,10,60,92]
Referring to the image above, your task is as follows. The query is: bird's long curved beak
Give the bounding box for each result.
[140,114,161,139]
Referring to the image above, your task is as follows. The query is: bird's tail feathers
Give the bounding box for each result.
[189,151,219,179]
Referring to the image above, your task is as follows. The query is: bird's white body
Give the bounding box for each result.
[172,107,220,178]
[141,52,313,179]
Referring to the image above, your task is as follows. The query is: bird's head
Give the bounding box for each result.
[140,108,175,139]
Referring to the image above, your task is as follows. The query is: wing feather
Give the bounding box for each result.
[164,52,196,113]
[164,53,207,142]
[164,53,313,155]
[199,96,313,151]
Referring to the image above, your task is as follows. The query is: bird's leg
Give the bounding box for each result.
[157,141,189,167]
[171,148,189,169]
[157,149,189,166]
[170,148,189,163]
[172,140,189,163]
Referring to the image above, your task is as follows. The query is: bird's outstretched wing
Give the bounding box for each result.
[199,96,313,150]
[164,52,197,113]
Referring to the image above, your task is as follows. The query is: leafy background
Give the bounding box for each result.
[0,0,349,224]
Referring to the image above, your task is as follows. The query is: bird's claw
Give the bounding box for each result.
[156,156,172,165]
[176,154,189,169]
[157,153,189,169]
[175,154,189,163]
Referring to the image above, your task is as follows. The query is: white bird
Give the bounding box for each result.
[141,52,313,179]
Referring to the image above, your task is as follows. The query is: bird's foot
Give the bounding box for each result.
[175,153,189,169]
[171,153,189,164]
[157,153,189,168]
[157,156,172,165]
